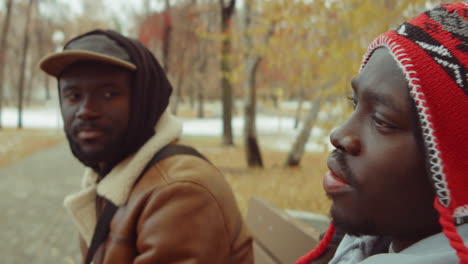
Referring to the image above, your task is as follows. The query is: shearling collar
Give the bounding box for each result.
[63,110,182,245]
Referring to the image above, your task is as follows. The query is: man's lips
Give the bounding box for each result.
[323,157,352,194]
[323,170,352,193]
[76,128,104,140]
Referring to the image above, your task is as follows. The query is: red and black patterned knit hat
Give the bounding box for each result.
[296,2,468,263]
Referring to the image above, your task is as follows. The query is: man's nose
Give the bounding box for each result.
[76,96,100,120]
[329,118,361,156]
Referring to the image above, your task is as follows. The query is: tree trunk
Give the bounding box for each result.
[191,0,205,119]
[17,0,34,129]
[242,0,264,167]
[35,3,51,101]
[162,0,172,73]
[196,50,206,118]
[219,0,235,145]
[244,57,263,167]
[294,88,305,128]
[170,40,188,116]
[286,97,322,167]
[0,0,14,128]
[272,94,279,109]
[26,62,36,106]
[189,84,195,110]
[171,68,186,116]
[197,82,204,118]
[44,74,50,100]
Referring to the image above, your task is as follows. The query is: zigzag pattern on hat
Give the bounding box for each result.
[361,35,451,207]
[397,22,468,94]
[428,6,468,53]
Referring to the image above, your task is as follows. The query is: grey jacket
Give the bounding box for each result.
[329,224,468,264]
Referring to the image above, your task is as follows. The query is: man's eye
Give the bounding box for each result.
[347,96,357,109]
[371,115,396,130]
[104,91,117,98]
[65,93,80,101]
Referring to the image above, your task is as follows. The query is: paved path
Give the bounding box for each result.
[1,143,83,264]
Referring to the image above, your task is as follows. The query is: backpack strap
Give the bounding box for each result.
[85,144,209,264]
[84,200,118,264]
[137,144,210,184]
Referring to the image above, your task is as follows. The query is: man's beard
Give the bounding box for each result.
[65,131,125,172]
[332,211,377,237]
[329,150,377,237]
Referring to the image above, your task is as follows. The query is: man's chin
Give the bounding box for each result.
[79,150,108,161]
[68,140,114,168]
[73,149,108,167]
[79,146,108,157]
[331,207,377,237]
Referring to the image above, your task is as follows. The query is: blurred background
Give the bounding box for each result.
[0,0,453,263]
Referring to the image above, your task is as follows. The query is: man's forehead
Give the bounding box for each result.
[353,48,409,113]
[357,48,407,87]
[361,48,395,74]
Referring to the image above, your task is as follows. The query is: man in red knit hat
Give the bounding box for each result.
[296,2,468,264]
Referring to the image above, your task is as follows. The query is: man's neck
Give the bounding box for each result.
[96,162,110,181]
[390,239,417,253]
[391,228,440,253]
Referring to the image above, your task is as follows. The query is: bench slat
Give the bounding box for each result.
[246,197,321,264]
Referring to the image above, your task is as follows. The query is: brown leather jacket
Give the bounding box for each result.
[79,154,253,264]
[64,112,252,263]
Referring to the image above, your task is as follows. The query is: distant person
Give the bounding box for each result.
[296,2,468,264]
[39,30,253,264]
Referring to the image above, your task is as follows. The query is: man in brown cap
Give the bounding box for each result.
[40,29,253,264]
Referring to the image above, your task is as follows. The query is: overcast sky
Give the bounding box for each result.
[66,0,245,17]
[66,0,162,17]
[56,0,246,35]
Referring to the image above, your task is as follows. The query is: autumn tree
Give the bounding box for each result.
[33,2,53,101]
[138,1,197,115]
[169,5,198,115]
[0,0,13,128]
[241,0,276,167]
[162,0,172,72]
[219,0,235,145]
[247,0,433,166]
[17,0,34,128]
[190,1,220,118]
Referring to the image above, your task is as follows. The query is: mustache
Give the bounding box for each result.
[331,149,357,186]
[71,122,110,136]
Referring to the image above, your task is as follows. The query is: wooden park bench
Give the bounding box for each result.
[246,196,331,264]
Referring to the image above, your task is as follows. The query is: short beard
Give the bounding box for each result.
[333,214,377,237]
[65,132,125,173]
[329,150,378,237]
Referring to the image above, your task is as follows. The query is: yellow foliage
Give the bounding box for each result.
[211,0,439,132]
[194,0,443,125]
